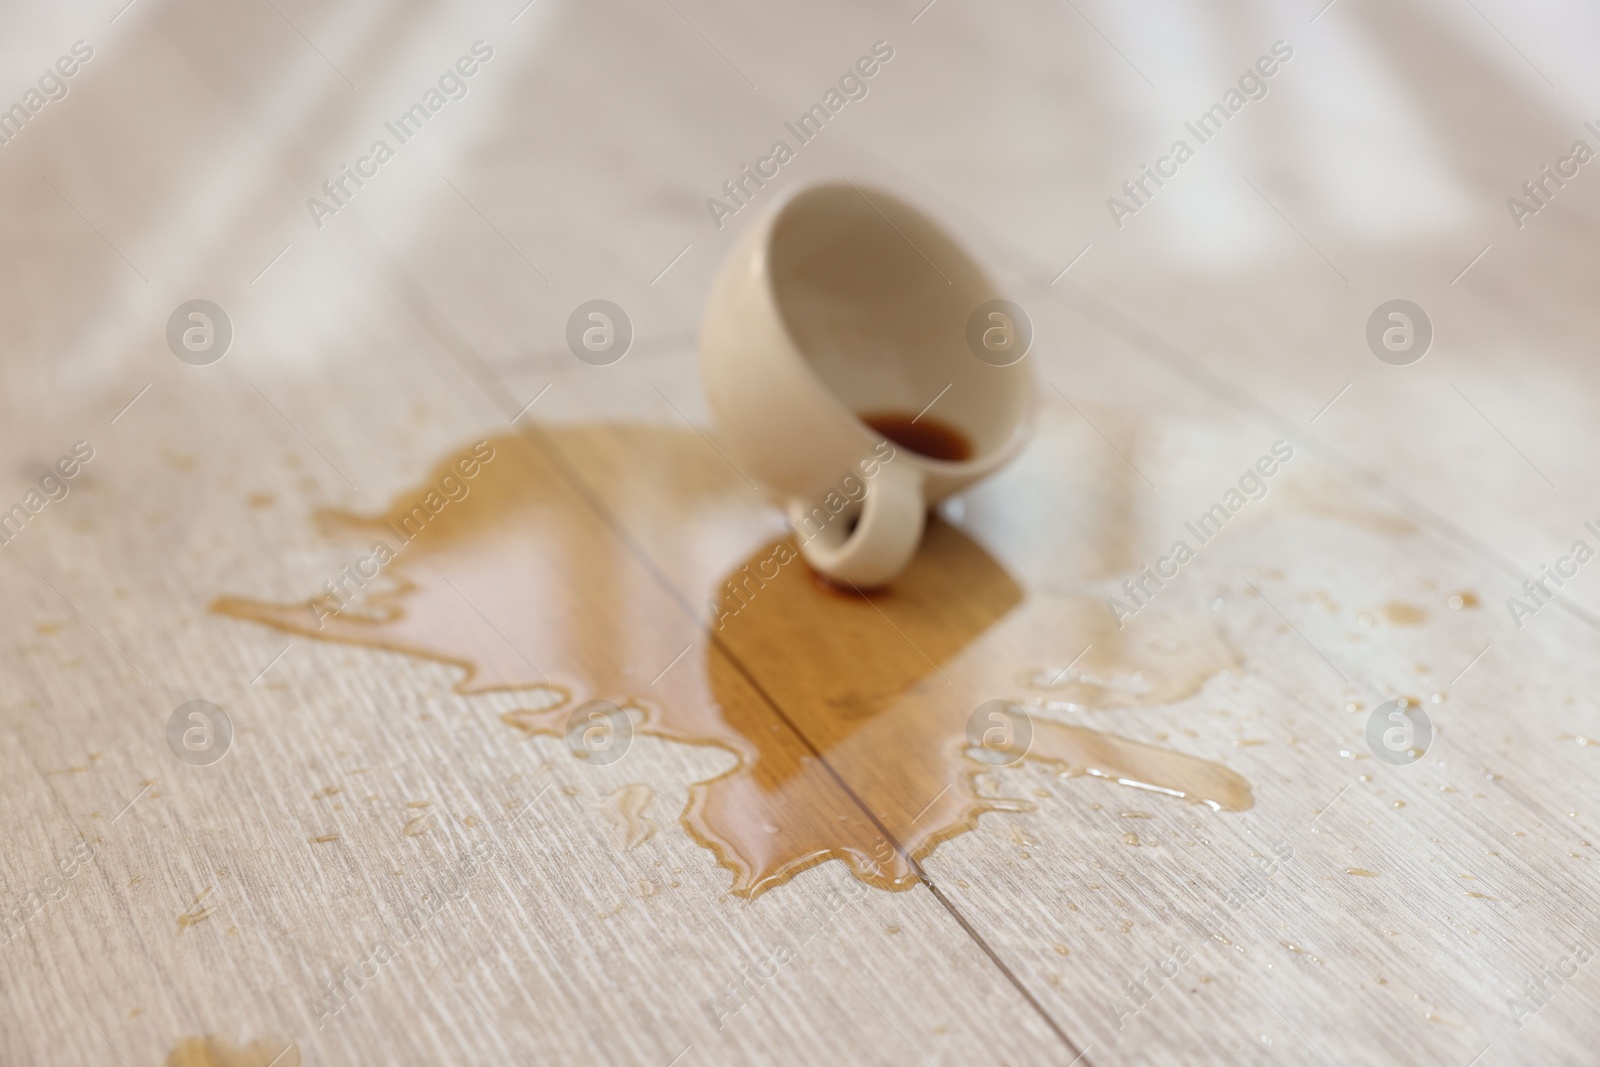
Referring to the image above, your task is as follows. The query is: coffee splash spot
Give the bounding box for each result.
[603,784,658,851]
[1381,601,1426,626]
[1019,605,1239,707]
[1279,469,1418,535]
[498,685,575,734]
[176,887,215,933]
[213,432,1250,898]
[166,1036,298,1067]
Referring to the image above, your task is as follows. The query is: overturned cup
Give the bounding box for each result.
[699,182,1035,586]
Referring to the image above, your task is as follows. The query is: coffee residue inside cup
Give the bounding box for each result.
[860,412,972,462]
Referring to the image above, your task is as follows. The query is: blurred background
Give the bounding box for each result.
[3,0,1597,589]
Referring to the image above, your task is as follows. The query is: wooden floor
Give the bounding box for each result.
[4,0,1600,1064]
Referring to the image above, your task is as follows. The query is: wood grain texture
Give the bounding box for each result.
[4,0,1600,1065]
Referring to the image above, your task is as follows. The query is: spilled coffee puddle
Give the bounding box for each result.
[215,432,1248,898]
[708,519,1251,888]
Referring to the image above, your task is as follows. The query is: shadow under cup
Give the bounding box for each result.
[768,185,1031,469]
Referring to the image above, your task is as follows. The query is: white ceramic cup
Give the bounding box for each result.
[700,182,1035,587]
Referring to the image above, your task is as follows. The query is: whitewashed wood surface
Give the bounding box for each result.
[3,0,1599,1064]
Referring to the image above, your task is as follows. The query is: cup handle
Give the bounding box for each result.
[789,462,925,587]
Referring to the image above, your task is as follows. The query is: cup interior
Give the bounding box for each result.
[768,184,1028,465]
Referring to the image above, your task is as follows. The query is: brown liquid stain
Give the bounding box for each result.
[1381,601,1426,626]
[603,784,659,851]
[166,1036,299,1067]
[859,412,972,462]
[1019,603,1239,708]
[177,888,215,933]
[708,521,1251,878]
[1345,867,1379,877]
[498,686,572,733]
[213,433,1250,898]
[1279,470,1418,535]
